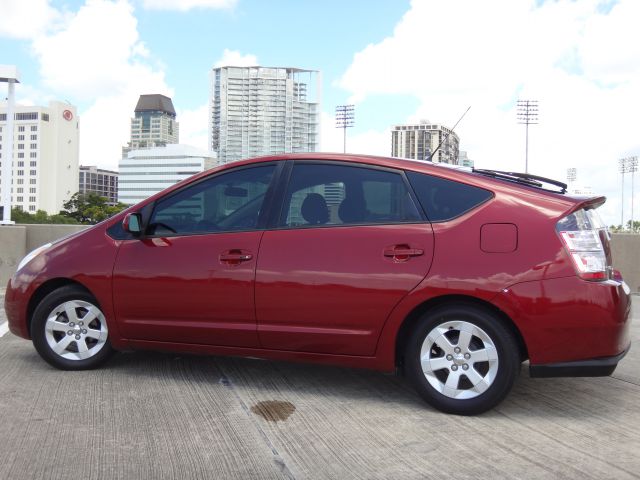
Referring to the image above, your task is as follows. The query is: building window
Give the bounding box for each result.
[42,113,49,122]
[30,161,36,167]
[16,112,38,121]
[17,196,23,202]
[29,179,36,184]
[18,126,25,132]
[17,179,23,185]
[30,188,36,193]
[30,134,37,141]
[18,134,25,140]
[30,143,37,149]
[29,196,36,202]
[17,144,24,150]
[17,170,24,176]
[17,153,24,158]
[30,170,36,176]
[17,161,24,167]
[30,152,37,158]
[31,126,37,132]
[17,188,23,193]
[29,205,36,212]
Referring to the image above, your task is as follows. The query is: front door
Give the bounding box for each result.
[113,164,277,347]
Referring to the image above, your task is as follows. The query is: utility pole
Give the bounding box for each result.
[335,105,354,154]
[0,65,21,225]
[517,100,538,174]
[620,156,638,231]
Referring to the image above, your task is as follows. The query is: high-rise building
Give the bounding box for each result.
[458,151,474,168]
[0,101,79,214]
[210,66,320,163]
[391,120,460,164]
[118,144,217,205]
[122,94,179,157]
[79,166,118,205]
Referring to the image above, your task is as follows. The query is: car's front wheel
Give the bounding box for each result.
[31,285,114,370]
[405,304,520,415]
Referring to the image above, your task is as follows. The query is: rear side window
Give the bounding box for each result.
[406,171,493,222]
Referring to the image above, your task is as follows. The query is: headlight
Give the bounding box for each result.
[16,243,52,272]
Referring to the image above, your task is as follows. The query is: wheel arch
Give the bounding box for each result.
[27,278,96,336]
[394,294,529,370]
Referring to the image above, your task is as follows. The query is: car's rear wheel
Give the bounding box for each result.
[405,304,520,415]
[31,285,114,370]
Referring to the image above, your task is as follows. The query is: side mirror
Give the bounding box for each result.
[123,213,142,235]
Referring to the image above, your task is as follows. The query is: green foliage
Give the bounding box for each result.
[11,207,79,224]
[60,192,128,225]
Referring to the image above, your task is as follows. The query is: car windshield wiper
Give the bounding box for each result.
[473,168,567,194]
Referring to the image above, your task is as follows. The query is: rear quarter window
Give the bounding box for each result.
[406,171,493,222]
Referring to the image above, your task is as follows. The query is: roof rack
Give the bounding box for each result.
[472,169,567,194]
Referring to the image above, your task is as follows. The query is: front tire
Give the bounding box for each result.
[405,304,520,415]
[31,285,114,370]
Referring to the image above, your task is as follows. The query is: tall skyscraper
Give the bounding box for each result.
[391,120,460,164]
[0,101,79,214]
[119,94,217,205]
[123,94,179,157]
[210,66,320,163]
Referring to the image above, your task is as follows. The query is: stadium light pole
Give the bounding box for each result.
[0,65,21,225]
[335,104,354,154]
[517,100,538,174]
[566,168,577,184]
[620,156,638,232]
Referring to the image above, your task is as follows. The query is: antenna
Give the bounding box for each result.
[429,106,471,162]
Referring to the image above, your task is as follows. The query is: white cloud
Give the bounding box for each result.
[0,0,61,39]
[337,0,640,226]
[27,0,173,171]
[213,49,259,68]
[177,103,210,151]
[142,0,236,11]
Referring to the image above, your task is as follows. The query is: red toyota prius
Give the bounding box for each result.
[4,154,632,415]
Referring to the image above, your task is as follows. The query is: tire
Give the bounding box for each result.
[405,304,520,415]
[31,285,114,370]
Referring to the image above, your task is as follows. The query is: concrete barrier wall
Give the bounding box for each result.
[1,225,639,293]
[1,224,89,287]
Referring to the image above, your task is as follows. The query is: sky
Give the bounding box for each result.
[1,0,639,226]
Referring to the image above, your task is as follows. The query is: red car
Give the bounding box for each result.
[4,154,632,414]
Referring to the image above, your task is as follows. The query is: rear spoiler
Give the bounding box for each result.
[570,195,606,213]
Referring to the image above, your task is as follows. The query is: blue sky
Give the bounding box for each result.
[2,0,640,226]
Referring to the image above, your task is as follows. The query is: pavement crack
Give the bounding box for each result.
[217,368,296,480]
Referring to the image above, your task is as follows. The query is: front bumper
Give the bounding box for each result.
[529,344,630,377]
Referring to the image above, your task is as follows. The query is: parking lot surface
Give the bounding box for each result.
[1,291,639,480]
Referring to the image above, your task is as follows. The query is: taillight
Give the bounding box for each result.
[556,209,609,281]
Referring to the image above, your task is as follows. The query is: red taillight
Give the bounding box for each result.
[557,210,609,282]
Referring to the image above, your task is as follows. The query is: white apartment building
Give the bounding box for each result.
[391,120,460,164]
[0,101,79,214]
[122,94,179,157]
[118,144,217,205]
[210,66,320,163]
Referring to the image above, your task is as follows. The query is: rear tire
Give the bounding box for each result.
[31,285,114,370]
[405,304,520,415]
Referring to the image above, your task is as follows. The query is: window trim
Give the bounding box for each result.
[268,160,428,231]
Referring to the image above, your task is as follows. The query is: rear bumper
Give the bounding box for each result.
[529,344,630,377]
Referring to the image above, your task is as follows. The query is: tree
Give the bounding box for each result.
[11,207,79,224]
[60,192,128,225]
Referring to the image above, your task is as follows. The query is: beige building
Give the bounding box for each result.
[0,101,79,214]
[79,166,119,205]
[391,120,460,164]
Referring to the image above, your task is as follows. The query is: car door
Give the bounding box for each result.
[112,163,278,347]
[255,161,434,356]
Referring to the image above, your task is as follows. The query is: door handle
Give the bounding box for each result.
[384,245,424,261]
[219,250,253,265]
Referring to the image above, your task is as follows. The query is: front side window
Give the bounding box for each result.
[281,163,421,228]
[147,165,276,236]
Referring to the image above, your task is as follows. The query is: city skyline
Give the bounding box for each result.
[1,0,640,226]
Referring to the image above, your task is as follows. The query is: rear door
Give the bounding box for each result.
[255,161,434,355]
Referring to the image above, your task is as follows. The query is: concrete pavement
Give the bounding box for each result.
[0,291,639,479]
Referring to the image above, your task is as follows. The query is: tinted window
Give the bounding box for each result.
[147,165,275,235]
[281,163,421,227]
[406,171,493,222]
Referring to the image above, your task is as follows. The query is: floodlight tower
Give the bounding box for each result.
[566,168,577,184]
[0,65,21,225]
[335,104,354,154]
[619,156,638,231]
[517,100,538,174]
